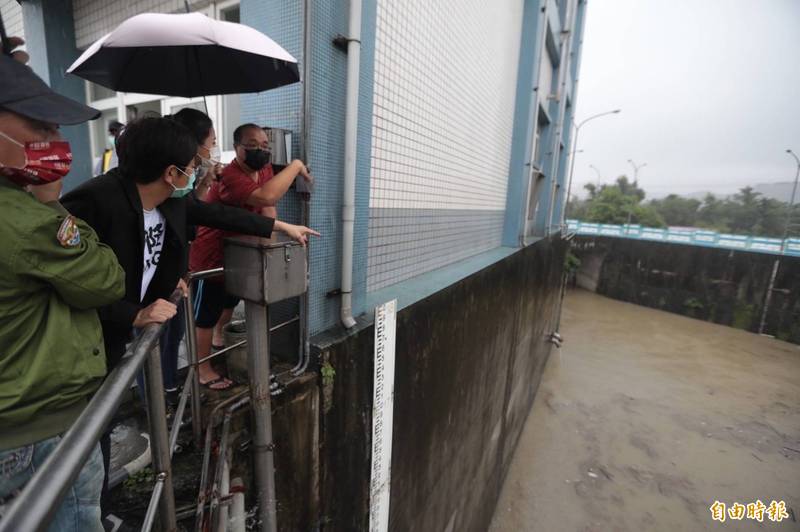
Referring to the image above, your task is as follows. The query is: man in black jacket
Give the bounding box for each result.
[62,116,317,369]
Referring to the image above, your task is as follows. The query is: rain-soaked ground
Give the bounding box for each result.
[490,290,800,532]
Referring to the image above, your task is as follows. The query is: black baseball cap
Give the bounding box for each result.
[0,54,100,125]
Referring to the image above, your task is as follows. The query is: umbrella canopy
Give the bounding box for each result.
[67,12,299,97]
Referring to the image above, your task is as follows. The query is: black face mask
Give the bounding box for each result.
[243,148,271,171]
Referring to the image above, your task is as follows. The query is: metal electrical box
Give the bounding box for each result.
[223,236,307,304]
[263,127,292,167]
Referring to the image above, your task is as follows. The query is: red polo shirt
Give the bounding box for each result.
[189,159,273,274]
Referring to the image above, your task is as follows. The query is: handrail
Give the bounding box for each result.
[184,268,225,445]
[141,473,166,532]
[566,219,800,257]
[0,289,183,532]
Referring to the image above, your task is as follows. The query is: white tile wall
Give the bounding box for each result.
[367,0,524,291]
[72,0,214,49]
[1,0,25,43]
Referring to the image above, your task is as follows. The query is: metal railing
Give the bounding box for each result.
[1,266,309,532]
[0,289,183,532]
[183,268,306,446]
[566,219,800,256]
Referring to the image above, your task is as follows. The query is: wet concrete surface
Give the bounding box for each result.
[490,290,800,532]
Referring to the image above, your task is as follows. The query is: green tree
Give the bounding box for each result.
[696,194,730,232]
[583,179,665,227]
[573,183,796,237]
[649,194,701,227]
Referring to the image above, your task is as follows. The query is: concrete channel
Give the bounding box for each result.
[490,290,800,532]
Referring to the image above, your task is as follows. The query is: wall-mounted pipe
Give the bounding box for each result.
[340,0,363,329]
[195,390,249,532]
[229,478,246,532]
[215,451,231,532]
[210,396,250,528]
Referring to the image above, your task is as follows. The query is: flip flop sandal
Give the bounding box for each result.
[200,377,234,391]
[211,344,225,352]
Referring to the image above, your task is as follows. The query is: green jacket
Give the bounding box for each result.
[0,178,125,450]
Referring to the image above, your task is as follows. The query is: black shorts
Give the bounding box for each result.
[192,279,239,328]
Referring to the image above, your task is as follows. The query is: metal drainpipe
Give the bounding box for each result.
[340,0,362,329]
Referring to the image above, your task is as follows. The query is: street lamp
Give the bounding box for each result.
[564,109,622,220]
[627,159,647,187]
[758,148,800,335]
[625,159,647,228]
[589,164,602,181]
[782,149,800,243]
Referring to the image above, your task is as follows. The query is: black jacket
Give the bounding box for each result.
[61,169,274,368]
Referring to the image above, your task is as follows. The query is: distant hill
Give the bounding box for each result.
[685,190,717,201]
[662,182,797,203]
[753,182,797,203]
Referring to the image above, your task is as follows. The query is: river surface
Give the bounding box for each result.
[490,290,800,531]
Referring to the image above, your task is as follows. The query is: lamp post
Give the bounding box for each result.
[564,109,621,221]
[627,159,647,187]
[589,164,602,181]
[625,159,647,228]
[758,149,800,335]
[781,149,800,243]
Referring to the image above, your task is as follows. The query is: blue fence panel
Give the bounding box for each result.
[565,219,797,257]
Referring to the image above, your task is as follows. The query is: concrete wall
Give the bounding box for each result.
[572,236,800,343]
[312,235,567,531]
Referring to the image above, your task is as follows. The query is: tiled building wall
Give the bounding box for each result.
[238,0,305,326]
[367,0,524,291]
[1,0,25,42]
[72,0,216,49]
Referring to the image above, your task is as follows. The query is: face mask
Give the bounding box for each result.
[0,131,72,187]
[199,147,218,171]
[243,147,271,171]
[107,135,116,149]
[170,166,197,198]
[209,145,221,162]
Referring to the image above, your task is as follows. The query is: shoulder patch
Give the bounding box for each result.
[57,215,81,247]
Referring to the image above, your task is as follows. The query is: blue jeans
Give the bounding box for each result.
[0,436,104,532]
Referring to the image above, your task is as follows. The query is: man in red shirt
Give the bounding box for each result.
[190,123,315,389]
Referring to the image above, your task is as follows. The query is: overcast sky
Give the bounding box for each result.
[572,0,800,199]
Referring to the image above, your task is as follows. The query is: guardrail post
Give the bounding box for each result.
[245,301,278,532]
[145,344,178,531]
[182,285,203,446]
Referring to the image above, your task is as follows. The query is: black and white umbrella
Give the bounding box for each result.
[67,12,299,97]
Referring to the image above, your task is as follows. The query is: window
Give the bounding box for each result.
[538,49,554,99]
[525,108,551,237]
[533,107,550,170]
[88,82,115,102]
[220,5,240,22]
[90,109,119,159]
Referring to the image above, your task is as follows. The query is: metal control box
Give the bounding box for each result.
[223,236,307,304]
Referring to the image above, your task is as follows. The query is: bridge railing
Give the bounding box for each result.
[566,220,800,257]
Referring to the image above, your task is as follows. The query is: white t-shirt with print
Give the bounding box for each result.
[141,208,166,301]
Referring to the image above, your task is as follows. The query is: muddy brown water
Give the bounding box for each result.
[490,290,800,532]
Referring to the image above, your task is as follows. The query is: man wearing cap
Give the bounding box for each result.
[0,50,125,532]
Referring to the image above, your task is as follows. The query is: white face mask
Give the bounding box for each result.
[209,145,221,163]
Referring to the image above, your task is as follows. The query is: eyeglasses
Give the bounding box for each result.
[237,142,270,151]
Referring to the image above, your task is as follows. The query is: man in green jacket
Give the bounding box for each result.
[0,52,125,531]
